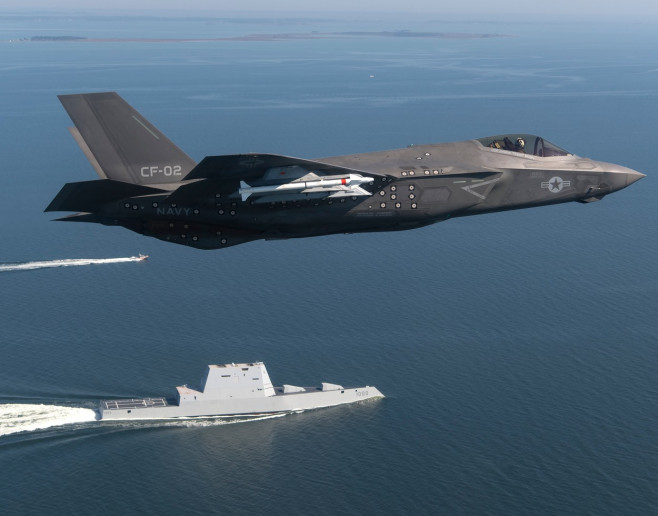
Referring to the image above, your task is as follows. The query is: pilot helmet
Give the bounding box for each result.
[516,137,525,149]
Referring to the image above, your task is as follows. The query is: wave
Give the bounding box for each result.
[102,412,289,431]
[0,256,147,273]
[0,403,290,438]
[0,403,97,436]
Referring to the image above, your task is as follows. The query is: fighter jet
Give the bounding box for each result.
[46,92,645,250]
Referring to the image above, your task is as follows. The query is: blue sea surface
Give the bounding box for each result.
[0,11,657,515]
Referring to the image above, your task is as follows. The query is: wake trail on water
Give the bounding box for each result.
[0,404,97,436]
[0,403,288,437]
[0,256,145,272]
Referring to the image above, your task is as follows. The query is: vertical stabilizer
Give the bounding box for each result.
[58,92,196,185]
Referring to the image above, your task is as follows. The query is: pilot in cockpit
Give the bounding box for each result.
[514,137,526,153]
[490,136,525,153]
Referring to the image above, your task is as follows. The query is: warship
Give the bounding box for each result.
[98,362,383,420]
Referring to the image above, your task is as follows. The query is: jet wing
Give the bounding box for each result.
[184,154,386,181]
[170,154,386,204]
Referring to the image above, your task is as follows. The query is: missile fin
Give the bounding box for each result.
[327,185,371,198]
[239,180,252,201]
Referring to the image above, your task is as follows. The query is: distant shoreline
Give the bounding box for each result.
[22,31,510,43]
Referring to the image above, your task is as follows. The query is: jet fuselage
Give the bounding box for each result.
[46,93,644,250]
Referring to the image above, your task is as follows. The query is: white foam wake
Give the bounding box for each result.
[0,404,97,436]
[0,404,290,437]
[151,412,289,428]
[0,256,145,272]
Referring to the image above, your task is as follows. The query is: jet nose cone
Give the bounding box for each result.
[615,167,645,191]
[596,161,645,192]
[625,168,646,186]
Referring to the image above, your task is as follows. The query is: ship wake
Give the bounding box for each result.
[0,256,146,272]
[0,403,289,438]
[0,404,97,437]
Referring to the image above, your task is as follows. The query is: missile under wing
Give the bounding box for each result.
[46,92,645,250]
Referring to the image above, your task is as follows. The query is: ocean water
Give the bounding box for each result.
[0,10,657,515]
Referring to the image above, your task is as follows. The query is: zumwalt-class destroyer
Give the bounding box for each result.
[98,362,383,420]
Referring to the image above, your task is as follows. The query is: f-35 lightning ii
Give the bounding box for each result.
[46,92,645,250]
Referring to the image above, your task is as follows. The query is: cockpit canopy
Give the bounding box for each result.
[476,134,571,157]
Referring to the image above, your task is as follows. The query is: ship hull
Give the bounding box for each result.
[99,386,383,420]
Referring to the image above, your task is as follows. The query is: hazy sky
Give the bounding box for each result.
[3,0,658,18]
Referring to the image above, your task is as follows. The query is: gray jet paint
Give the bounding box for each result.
[46,92,645,250]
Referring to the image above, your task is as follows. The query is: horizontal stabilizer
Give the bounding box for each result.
[45,179,164,213]
[53,212,103,223]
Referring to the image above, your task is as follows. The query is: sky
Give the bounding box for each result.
[2,0,658,18]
